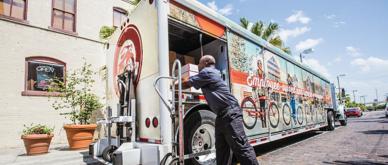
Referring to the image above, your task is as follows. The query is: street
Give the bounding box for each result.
[256,110,388,165]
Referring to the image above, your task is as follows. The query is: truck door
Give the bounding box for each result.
[106,0,161,143]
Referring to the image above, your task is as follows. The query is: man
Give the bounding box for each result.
[182,55,259,165]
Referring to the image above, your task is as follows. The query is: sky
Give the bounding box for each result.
[198,0,388,103]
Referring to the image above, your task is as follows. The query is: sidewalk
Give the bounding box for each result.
[0,144,102,165]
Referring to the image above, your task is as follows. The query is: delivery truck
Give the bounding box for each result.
[89,0,346,164]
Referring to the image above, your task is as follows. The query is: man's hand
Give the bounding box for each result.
[175,77,192,90]
[181,77,191,89]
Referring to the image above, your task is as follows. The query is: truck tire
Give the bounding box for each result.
[339,120,347,126]
[102,145,117,162]
[340,116,347,126]
[184,110,217,165]
[326,111,335,131]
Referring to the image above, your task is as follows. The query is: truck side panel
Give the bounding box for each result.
[227,31,330,139]
[106,1,161,142]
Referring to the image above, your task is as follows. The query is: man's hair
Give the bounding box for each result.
[200,55,216,67]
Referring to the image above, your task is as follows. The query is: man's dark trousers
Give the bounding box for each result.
[215,104,259,165]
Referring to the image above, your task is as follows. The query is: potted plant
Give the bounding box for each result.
[50,62,103,150]
[21,124,54,155]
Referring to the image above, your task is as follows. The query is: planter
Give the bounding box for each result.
[64,124,97,150]
[21,134,53,155]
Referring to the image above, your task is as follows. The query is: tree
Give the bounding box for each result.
[239,17,291,55]
[99,0,140,40]
[343,94,366,111]
[240,17,250,29]
[49,61,103,124]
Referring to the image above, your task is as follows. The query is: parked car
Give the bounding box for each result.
[345,107,363,117]
[385,103,388,117]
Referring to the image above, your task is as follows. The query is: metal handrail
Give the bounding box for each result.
[172,60,184,165]
[153,76,176,113]
[154,59,184,165]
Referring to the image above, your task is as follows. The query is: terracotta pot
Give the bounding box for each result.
[63,124,97,150]
[21,134,53,155]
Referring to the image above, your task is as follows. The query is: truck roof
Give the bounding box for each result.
[174,0,330,82]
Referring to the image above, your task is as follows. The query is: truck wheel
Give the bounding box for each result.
[339,120,347,126]
[326,111,335,131]
[340,115,347,126]
[102,145,117,162]
[184,110,217,165]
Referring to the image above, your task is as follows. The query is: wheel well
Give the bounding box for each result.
[325,108,334,113]
[184,104,213,120]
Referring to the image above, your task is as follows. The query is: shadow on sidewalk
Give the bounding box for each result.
[322,160,387,165]
[80,151,104,165]
[359,130,388,135]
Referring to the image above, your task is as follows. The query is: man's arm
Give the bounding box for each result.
[178,70,211,90]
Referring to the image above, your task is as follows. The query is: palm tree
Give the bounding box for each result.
[240,18,250,29]
[239,17,291,55]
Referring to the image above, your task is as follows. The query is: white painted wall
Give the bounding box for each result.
[0,0,134,148]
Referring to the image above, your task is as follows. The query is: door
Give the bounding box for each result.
[106,0,161,142]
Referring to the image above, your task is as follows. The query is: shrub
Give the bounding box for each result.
[23,124,54,135]
[49,61,104,125]
[99,26,116,40]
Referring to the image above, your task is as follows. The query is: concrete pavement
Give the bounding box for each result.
[0,144,101,165]
[1,111,387,165]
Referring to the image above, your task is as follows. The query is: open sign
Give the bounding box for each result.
[36,65,55,73]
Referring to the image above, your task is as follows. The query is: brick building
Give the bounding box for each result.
[0,0,133,148]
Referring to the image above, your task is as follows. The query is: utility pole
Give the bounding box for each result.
[375,88,378,102]
[352,90,357,103]
[360,95,367,106]
[337,74,346,102]
[299,48,314,63]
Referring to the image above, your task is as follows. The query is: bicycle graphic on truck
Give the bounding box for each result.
[241,88,280,129]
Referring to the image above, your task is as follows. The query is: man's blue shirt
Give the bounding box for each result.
[188,66,238,115]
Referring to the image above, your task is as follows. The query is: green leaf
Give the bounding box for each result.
[262,22,279,41]
[251,21,263,37]
[240,17,250,29]
[129,0,142,6]
[99,26,117,40]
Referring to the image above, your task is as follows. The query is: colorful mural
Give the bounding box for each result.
[227,32,333,136]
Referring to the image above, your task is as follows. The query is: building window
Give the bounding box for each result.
[23,57,66,96]
[0,0,27,20]
[113,7,127,27]
[52,0,76,32]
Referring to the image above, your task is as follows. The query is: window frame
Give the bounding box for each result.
[0,0,28,22]
[50,0,77,33]
[113,7,127,28]
[22,56,66,97]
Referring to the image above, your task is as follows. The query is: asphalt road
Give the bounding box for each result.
[255,110,388,165]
